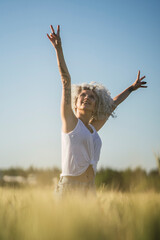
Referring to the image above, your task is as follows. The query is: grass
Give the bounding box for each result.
[0,187,160,240]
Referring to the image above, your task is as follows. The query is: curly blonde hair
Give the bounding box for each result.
[71,82,116,121]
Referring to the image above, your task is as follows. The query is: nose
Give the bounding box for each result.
[84,95,89,101]
[84,94,89,99]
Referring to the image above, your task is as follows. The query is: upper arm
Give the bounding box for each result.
[90,100,117,131]
[61,79,77,133]
[90,118,108,131]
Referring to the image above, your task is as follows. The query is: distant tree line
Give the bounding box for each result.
[0,166,159,192]
[95,167,160,192]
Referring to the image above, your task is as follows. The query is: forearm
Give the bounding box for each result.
[56,46,71,108]
[55,46,71,87]
[113,85,134,106]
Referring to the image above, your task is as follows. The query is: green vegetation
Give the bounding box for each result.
[95,167,160,192]
[0,167,160,192]
[0,188,160,240]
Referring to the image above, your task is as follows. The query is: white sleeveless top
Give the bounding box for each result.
[60,118,102,177]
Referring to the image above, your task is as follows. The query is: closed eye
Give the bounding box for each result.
[79,92,95,100]
[80,93,86,97]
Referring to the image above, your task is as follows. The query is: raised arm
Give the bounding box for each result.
[91,70,147,131]
[47,25,77,132]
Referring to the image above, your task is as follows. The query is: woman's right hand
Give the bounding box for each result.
[47,25,61,50]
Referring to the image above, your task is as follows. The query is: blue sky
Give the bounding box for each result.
[0,0,160,171]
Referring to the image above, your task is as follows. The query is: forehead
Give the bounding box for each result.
[79,89,95,96]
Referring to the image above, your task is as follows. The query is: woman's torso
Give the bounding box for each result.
[61,118,102,177]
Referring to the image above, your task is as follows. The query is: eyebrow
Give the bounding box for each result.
[80,92,95,96]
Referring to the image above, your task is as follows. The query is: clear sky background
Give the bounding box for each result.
[0,0,160,172]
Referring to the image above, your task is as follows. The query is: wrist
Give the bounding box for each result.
[55,44,62,53]
[128,85,134,93]
[55,38,62,50]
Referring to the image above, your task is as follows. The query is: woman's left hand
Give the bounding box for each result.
[131,70,147,91]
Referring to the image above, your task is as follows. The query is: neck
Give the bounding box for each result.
[76,110,92,126]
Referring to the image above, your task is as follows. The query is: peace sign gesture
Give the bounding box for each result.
[47,25,61,49]
[132,70,147,91]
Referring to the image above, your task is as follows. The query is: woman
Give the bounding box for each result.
[47,25,147,196]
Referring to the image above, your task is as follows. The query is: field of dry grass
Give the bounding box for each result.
[0,187,160,240]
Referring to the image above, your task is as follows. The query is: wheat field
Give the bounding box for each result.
[0,187,160,240]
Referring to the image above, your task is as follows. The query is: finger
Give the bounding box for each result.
[57,25,60,37]
[47,33,52,40]
[50,33,55,38]
[140,76,146,81]
[50,25,55,34]
[141,81,147,84]
[140,86,147,88]
[137,70,140,80]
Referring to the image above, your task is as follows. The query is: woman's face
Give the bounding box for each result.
[76,89,97,113]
